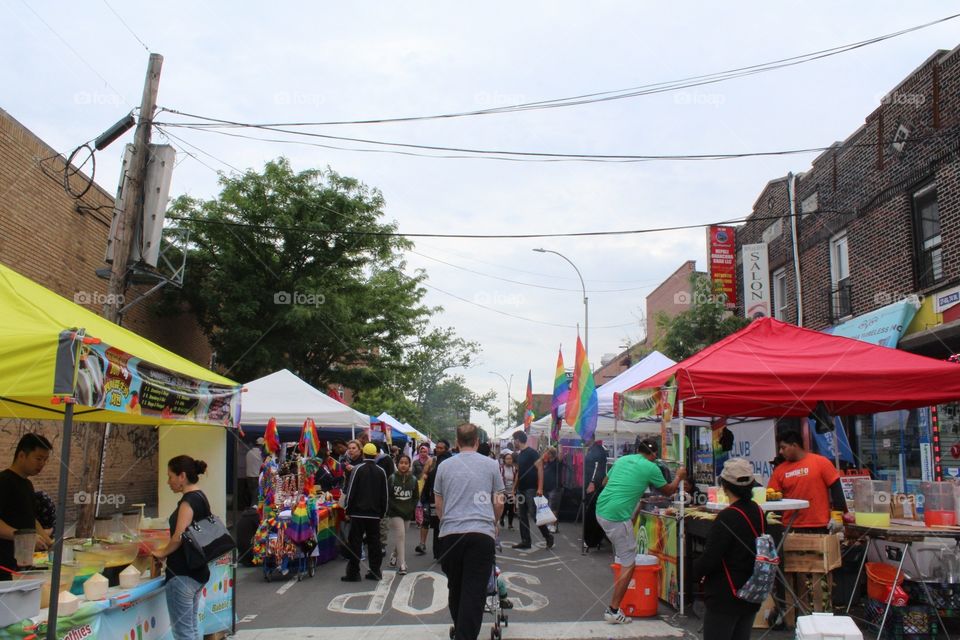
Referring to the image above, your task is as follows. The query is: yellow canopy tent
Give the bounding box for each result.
[0,263,241,638]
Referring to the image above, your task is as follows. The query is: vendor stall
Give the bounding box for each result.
[0,263,243,640]
[620,317,960,617]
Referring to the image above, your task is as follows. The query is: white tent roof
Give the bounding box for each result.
[496,424,525,444]
[241,369,370,429]
[402,422,430,442]
[377,414,430,442]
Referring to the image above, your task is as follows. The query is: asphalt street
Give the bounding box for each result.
[229,520,724,639]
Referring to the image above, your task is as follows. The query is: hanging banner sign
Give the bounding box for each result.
[617,377,676,421]
[707,225,738,308]
[741,243,771,319]
[57,331,241,427]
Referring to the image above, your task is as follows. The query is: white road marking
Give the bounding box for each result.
[328,572,397,614]
[501,571,549,612]
[275,578,297,595]
[237,614,258,624]
[391,571,448,616]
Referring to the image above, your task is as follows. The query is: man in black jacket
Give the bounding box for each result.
[342,443,389,582]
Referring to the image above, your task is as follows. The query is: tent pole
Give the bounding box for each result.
[46,400,74,640]
[678,399,685,617]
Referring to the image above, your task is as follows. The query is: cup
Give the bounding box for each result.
[13,530,36,568]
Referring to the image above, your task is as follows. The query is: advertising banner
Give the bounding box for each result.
[741,243,771,319]
[707,225,737,308]
[60,332,241,427]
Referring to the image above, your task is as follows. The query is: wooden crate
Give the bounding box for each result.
[783,533,841,573]
[785,572,834,626]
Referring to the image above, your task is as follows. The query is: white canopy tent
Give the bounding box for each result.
[530,351,677,441]
[241,369,370,430]
[401,421,431,442]
[496,424,526,446]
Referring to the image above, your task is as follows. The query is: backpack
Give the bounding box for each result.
[721,504,779,604]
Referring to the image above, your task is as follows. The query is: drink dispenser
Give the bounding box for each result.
[921,481,957,527]
[853,478,891,528]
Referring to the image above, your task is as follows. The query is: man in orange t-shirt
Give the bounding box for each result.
[767,431,847,531]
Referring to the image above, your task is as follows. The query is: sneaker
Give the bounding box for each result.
[365,571,382,581]
[604,608,632,624]
[415,544,426,556]
[389,551,397,567]
[341,575,362,582]
[398,567,408,575]
[545,536,555,550]
[512,542,532,550]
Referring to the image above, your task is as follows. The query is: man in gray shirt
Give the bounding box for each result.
[435,424,504,640]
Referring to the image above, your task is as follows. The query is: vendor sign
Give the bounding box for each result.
[56,332,241,427]
[741,243,770,319]
[707,225,737,308]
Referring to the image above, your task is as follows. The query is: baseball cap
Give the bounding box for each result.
[362,443,378,456]
[719,457,755,486]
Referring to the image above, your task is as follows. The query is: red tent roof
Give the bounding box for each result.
[625,317,960,418]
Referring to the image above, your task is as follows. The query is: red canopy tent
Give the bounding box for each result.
[620,317,960,418]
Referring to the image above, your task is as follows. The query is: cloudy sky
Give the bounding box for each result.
[3,1,956,434]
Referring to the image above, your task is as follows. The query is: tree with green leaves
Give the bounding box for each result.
[654,272,750,361]
[164,158,430,389]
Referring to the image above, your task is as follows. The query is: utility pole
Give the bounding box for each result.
[76,54,163,536]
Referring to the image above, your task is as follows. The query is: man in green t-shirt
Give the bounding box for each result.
[596,454,686,625]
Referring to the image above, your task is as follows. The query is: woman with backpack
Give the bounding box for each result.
[692,458,770,640]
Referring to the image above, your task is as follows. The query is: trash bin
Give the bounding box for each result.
[611,559,660,617]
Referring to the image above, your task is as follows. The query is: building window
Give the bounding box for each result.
[913,184,942,288]
[773,268,788,321]
[829,232,851,322]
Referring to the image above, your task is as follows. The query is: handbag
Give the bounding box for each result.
[534,495,557,527]
[181,492,235,569]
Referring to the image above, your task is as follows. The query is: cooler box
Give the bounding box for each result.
[796,613,863,640]
[0,578,44,627]
[610,562,659,617]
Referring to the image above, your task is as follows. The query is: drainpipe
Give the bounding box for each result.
[787,172,804,327]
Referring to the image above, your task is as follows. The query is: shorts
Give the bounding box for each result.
[596,515,637,567]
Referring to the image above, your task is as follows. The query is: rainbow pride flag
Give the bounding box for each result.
[300,417,320,458]
[264,417,280,456]
[564,335,597,441]
[523,370,534,430]
[551,347,569,442]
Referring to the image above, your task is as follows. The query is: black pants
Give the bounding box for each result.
[440,533,495,640]
[431,515,442,559]
[345,517,382,577]
[499,496,515,527]
[703,607,756,640]
[518,488,553,545]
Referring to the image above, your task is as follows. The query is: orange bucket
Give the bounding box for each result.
[611,563,660,617]
[865,562,904,601]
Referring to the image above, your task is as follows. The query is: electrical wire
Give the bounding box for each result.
[100,0,150,52]
[157,119,960,164]
[155,13,959,128]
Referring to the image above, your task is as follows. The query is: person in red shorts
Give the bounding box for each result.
[767,431,847,533]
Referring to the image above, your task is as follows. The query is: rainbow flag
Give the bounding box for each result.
[523,370,534,430]
[564,335,598,441]
[264,417,280,456]
[551,347,569,441]
[300,417,320,458]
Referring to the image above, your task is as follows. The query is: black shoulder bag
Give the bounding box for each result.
[180,492,235,569]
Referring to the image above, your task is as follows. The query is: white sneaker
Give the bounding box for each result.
[604,608,632,624]
[389,551,397,567]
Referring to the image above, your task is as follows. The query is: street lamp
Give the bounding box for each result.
[533,248,589,359]
[489,371,513,434]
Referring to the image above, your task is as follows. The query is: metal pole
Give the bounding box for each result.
[46,400,75,640]
[532,248,588,362]
[678,399,685,617]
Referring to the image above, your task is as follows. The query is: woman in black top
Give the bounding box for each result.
[153,455,211,640]
[692,458,764,640]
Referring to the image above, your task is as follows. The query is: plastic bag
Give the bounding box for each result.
[883,584,910,607]
[534,496,557,526]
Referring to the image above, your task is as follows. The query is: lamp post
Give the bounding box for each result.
[489,371,513,434]
[533,248,589,359]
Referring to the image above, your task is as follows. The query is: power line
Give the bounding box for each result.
[156,13,959,128]
[100,0,150,52]
[157,118,960,164]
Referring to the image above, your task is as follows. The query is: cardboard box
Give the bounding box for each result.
[784,533,841,574]
[753,593,777,628]
[889,493,917,520]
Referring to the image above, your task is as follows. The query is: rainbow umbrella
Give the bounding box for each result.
[286,496,315,544]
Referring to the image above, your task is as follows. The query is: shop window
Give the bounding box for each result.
[913,184,942,288]
[856,410,929,491]
[773,268,788,321]
[829,232,851,322]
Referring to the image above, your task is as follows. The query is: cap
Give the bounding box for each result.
[720,457,755,486]
[362,443,378,456]
[256,437,265,445]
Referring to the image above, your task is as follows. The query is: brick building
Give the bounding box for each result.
[734,46,960,481]
[0,108,214,519]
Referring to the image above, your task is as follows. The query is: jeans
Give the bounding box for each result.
[518,488,553,546]
[440,533,496,640]
[703,608,756,640]
[165,576,203,640]
[346,517,382,577]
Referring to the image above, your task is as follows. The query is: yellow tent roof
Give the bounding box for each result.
[0,262,239,426]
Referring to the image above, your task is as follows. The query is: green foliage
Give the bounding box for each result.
[654,273,750,361]
[165,158,430,388]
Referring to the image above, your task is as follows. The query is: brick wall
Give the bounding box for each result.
[645,260,699,343]
[736,47,960,334]
[0,107,216,519]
